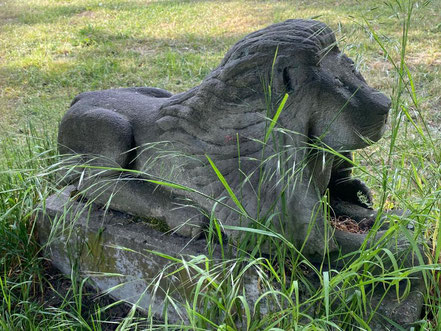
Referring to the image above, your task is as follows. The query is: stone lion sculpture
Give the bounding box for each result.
[58,19,391,260]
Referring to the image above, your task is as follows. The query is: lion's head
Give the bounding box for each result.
[158,19,390,153]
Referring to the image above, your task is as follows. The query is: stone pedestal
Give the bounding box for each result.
[37,186,218,322]
[37,186,425,329]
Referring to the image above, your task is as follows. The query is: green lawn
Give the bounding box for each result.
[1,0,441,329]
[1,0,440,129]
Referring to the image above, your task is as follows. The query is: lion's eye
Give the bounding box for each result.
[334,77,344,87]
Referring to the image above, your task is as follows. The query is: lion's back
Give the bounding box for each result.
[58,87,172,164]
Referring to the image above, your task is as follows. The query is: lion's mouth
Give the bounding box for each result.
[363,113,388,143]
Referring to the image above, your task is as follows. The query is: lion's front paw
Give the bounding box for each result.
[330,178,373,209]
[296,224,338,261]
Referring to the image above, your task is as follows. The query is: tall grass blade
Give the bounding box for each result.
[264,93,289,144]
[205,154,249,217]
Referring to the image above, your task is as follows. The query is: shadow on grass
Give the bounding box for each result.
[0,29,237,90]
[1,0,219,27]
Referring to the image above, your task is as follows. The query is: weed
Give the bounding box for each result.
[1,0,440,329]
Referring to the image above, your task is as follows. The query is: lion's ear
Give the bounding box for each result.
[281,66,293,93]
[274,54,313,95]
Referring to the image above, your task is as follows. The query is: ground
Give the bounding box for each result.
[1,0,440,329]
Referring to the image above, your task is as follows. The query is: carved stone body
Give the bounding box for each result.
[58,19,391,260]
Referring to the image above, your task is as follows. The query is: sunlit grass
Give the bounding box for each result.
[1,0,439,130]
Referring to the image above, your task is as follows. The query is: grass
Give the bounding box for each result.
[1,0,441,329]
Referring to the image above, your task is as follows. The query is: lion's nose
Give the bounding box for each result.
[360,86,391,115]
[374,92,392,115]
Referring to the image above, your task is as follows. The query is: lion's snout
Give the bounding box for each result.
[363,89,391,142]
[372,91,391,116]
[361,87,392,116]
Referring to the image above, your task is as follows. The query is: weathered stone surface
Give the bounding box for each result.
[38,186,215,322]
[57,19,392,260]
[370,279,425,331]
[38,187,425,329]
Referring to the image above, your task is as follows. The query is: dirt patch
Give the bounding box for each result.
[408,51,441,67]
[370,59,394,71]
[129,44,158,57]
[74,10,97,19]
[70,10,100,25]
